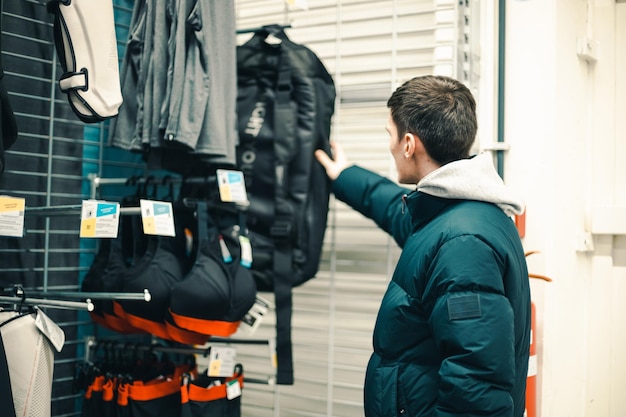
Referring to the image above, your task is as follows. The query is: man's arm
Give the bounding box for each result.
[427,235,516,416]
[315,141,413,246]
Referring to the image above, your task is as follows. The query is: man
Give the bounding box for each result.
[315,75,530,417]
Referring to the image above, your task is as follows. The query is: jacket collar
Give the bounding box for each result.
[404,190,457,231]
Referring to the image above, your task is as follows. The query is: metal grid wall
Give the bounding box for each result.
[0,1,142,416]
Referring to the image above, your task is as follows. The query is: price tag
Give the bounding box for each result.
[200,346,237,377]
[219,235,233,263]
[0,196,25,237]
[140,199,175,236]
[239,235,252,268]
[216,169,249,205]
[226,379,242,400]
[239,296,271,335]
[80,200,120,238]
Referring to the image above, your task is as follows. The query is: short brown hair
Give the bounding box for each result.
[387,75,477,165]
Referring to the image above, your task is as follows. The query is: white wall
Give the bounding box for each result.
[502,0,626,416]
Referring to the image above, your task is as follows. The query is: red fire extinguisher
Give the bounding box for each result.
[525,251,552,417]
[526,302,537,417]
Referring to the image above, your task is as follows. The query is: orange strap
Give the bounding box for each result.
[169,310,241,337]
[128,364,196,402]
[102,378,116,402]
[117,382,129,406]
[186,375,244,402]
[165,320,210,345]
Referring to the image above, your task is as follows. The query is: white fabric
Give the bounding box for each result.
[417,152,525,216]
[0,308,64,417]
[55,0,123,119]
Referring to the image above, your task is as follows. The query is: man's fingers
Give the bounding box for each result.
[316,142,347,181]
[315,149,332,168]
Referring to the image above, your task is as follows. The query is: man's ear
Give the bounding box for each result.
[404,132,420,158]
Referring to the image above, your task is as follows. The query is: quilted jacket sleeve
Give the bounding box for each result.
[427,235,516,417]
[331,165,413,247]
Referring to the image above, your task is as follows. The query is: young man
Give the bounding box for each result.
[315,75,530,417]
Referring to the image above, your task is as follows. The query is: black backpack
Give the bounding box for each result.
[236,25,336,384]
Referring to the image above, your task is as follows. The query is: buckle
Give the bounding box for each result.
[270,220,291,239]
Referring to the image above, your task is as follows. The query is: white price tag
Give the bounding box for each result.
[226,379,242,400]
[239,296,271,335]
[195,346,237,378]
[216,169,249,205]
[80,200,120,238]
[239,235,252,268]
[140,199,175,236]
[0,196,25,237]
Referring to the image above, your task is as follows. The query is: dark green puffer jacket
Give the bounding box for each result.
[332,154,530,417]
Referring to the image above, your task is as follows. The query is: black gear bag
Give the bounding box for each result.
[236,25,336,384]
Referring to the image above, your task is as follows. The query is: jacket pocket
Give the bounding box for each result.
[365,363,407,417]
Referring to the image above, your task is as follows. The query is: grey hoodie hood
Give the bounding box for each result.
[416,152,525,216]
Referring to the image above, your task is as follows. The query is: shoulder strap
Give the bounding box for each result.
[239,28,298,384]
[270,41,296,385]
[193,200,218,251]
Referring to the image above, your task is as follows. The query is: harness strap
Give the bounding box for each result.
[59,69,88,92]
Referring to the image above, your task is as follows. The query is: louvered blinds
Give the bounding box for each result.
[234,1,458,416]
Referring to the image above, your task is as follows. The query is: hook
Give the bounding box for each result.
[90,339,101,362]
[182,197,198,209]
[161,175,175,201]
[141,175,156,198]
[529,273,553,282]
[12,285,26,312]
[234,363,243,377]
[125,175,139,187]
[525,250,553,282]
[181,372,191,387]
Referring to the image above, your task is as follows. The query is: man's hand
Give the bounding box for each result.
[315,141,349,181]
